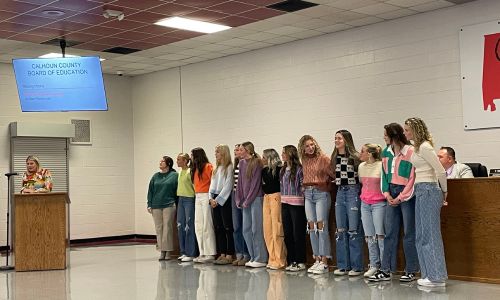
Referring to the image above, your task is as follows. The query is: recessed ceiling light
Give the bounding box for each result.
[155,17,231,34]
[39,53,105,61]
[42,10,65,17]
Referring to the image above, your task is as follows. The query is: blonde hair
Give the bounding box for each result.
[405,117,433,152]
[298,135,323,160]
[26,155,41,170]
[363,143,383,161]
[241,141,262,178]
[214,144,232,177]
[177,153,190,167]
[262,149,282,177]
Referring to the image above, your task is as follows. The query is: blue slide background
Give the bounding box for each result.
[12,56,108,112]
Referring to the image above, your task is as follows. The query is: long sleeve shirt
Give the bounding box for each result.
[262,166,281,194]
[177,168,195,197]
[280,166,304,206]
[236,158,263,207]
[193,163,213,193]
[209,165,234,206]
[21,168,53,193]
[381,145,416,201]
[301,154,333,191]
[411,141,447,193]
[358,161,385,204]
[147,170,178,209]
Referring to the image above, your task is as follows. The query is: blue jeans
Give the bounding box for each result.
[415,182,448,281]
[335,184,364,271]
[381,184,419,273]
[242,196,268,263]
[232,191,249,259]
[177,196,198,257]
[361,201,386,268]
[304,187,331,258]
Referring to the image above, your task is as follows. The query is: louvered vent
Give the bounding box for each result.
[70,119,92,145]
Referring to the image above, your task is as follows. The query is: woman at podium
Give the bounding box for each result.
[20,155,53,194]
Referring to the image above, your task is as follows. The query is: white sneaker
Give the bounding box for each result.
[201,255,215,263]
[285,264,294,271]
[248,261,267,268]
[193,256,204,263]
[181,256,194,262]
[178,254,186,261]
[307,261,320,273]
[348,270,362,276]
[295,263,306,271]
[333,269,348,275]
[312,262,329,274]
[245,260,253,267]
[364,266,378,278]
[417,278,446,287]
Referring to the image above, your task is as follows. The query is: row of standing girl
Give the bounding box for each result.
[147,117,449,288]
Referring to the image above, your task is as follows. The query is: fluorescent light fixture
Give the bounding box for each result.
[39,53,105,61]
[155,17,231,33]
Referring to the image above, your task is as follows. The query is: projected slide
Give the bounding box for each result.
[12,56,108,112]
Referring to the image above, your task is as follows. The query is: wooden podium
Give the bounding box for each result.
[13,192,70,271]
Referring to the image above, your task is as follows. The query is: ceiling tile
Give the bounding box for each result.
[49,0,103,12]
[24,26,64,37]
[0,22,36,32]
[242,31,279,41]
[78,25,123,35]
[110,0,165,10]
[126,11,168,23]
[111,30,157,40]
[121,41,160,50]
[147,3,198,16]
[9,33,50,43]
[352,3,402,15]
[265,25,304,35]
[326,0,379,10]
[410,0,454,12]
[92,36,131,45]
[376,8,418,20]
[85,5,140,16]
[0,10,17,21]
[1,1,39,13]
[385,0,436,8]
[62,32,101,43]
[319,11,368,23]
[0,29,16,39]
[315,23,353,33]
[183,9,229,22]
[46,20,91,31]
[63,13,109,25]
[133,24,177,35]
[238,8,284,20]
[169,30,205,39]
[102,19,148,30]
[216,15,255,27]
[236,0,283,6]
[294,5,342,17]
[73,42,113,51]
[156,53,192,60]
[141,35,182,44]
[345,16,384,26]
[8,14,55,26]
[208,1,256,14]
[172,0,228,9]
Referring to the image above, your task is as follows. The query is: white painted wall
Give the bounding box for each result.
[0,63,135,244]
[132,69,182,235]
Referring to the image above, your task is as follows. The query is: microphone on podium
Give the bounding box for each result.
[4,172,19,177]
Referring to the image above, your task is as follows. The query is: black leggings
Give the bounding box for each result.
[212,194,235,255]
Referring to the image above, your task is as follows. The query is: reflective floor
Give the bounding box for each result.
[0,245,499,300]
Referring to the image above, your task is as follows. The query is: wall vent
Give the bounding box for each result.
[70,119,92,145]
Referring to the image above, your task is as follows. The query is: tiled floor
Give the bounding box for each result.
[0,244,499,300]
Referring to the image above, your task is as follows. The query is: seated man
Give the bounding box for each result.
[438,147,474,179]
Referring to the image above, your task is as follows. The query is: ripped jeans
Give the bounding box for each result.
[177,196,198,257]
[335,184,364,271]
[304,187,331,258]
